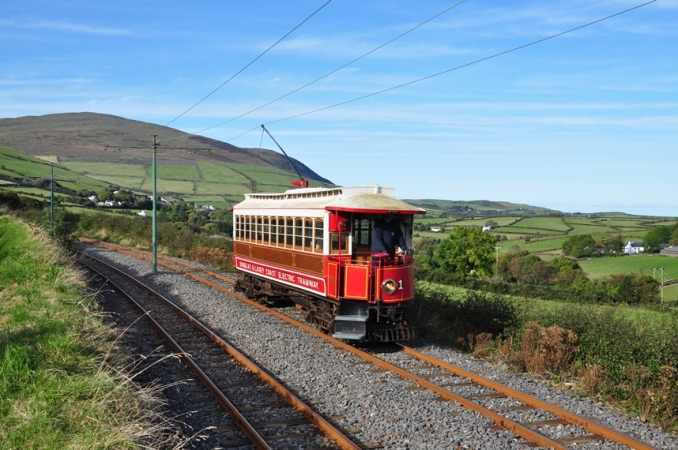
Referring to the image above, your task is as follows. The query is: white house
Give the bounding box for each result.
[138,210,148,217]
[430,227,441,233]
[88,195,98,202]
[624,241,644,255]
[482,225,492,231]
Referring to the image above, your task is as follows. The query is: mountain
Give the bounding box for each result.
[0,112,332,184]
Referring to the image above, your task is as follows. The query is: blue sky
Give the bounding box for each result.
[1,0,676,215]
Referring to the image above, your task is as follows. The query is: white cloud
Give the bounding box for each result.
[22,20,133,36]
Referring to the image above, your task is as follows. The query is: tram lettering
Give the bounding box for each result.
[278,272,296,283]
[265,268,276,276]
[238,261,251,270]
[298,277,319,289]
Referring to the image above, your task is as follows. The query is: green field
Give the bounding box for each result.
[579,255,678,302]
[61,161,147,178]
[57,157,324,200]
[197,161,252,184]
[88,174,145,189]
[181,195,232,209]
[417,280,671,321]
[139,177,195,193]
[579,254,678,279]
[0,147,109,192]
[143,164,200,180]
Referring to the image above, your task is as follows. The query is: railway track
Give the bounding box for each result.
[79,239,665,449]
[80,251,360,450]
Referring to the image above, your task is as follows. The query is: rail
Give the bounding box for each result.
[79,239,660,449]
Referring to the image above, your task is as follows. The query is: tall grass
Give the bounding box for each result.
[0,213,177,448]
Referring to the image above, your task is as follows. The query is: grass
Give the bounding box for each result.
[197,161,251,184]
[61,161,148,178]
[181,195,232,209]
[0,147,110,193]
[143,164,200,180]
[415,280,668,322]
[0,214,172,448]
[579,255,678,302]
[139,177,195,193]
[579,254,678,279]
[88,174,145,189]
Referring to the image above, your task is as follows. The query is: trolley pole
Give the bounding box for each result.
[152,135,158,274]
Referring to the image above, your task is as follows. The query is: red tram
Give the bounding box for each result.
[232,185,425,341]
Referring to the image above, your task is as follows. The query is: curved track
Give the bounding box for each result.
[80,239,660,450]
[80,250,360,450]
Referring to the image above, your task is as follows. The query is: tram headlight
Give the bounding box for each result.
[381,279,398,295]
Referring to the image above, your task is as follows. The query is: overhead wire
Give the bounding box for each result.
[254,0,656,129]
[221,0,656,143]
[164,0,333,128]
[178,0,467,138]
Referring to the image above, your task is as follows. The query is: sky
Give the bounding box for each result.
[1,0,677,216]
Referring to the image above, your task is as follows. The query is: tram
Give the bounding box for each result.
[232,185,425,341]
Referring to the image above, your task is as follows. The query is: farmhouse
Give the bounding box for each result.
[624,241,644,255]
[430,227,441,233]
[482,225,492,231]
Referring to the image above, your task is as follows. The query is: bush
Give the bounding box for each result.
[410,282,518,348]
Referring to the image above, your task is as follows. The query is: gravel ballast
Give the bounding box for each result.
[80,245,678,450]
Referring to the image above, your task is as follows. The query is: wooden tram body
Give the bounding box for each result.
[232,185,425,341]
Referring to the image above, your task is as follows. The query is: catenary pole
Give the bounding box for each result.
[50,163,54,231]
[152,135,158,273]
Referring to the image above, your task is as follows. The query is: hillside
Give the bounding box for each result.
[404,198,558,216]
[0,112,332,185]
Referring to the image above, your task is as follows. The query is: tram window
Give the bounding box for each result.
[234,216,240,240]
[295,219,303,248]
[304,219,313,251]
[278,217,285,247]
[314,219,323,253]
[286,219,294,246]
[353,218,372,248]
[270,218,277,245]
[244,216,251,241]
[256,217,263,243]
[263,217,269,244]
[330,233,348,254]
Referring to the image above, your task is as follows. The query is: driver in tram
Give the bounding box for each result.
[371,213,411,263]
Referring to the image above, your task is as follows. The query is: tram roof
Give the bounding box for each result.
[232,185,425,215]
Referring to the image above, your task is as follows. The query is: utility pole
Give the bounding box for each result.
[104,137,210,274]
[659,267,665,305]
[152,135,158,273]
[494,245,502,273]
[50,164,54,231]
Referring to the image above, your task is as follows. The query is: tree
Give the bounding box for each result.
[562,234,595,258]
[551,257,588,287]
[496,250,530,282]
[433,226,496,277]
[603,235,624,256]
[644,226,672,253]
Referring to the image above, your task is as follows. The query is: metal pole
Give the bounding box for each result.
[50,163,54,231]
[152,135,158,274]
[660,268,664,305]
